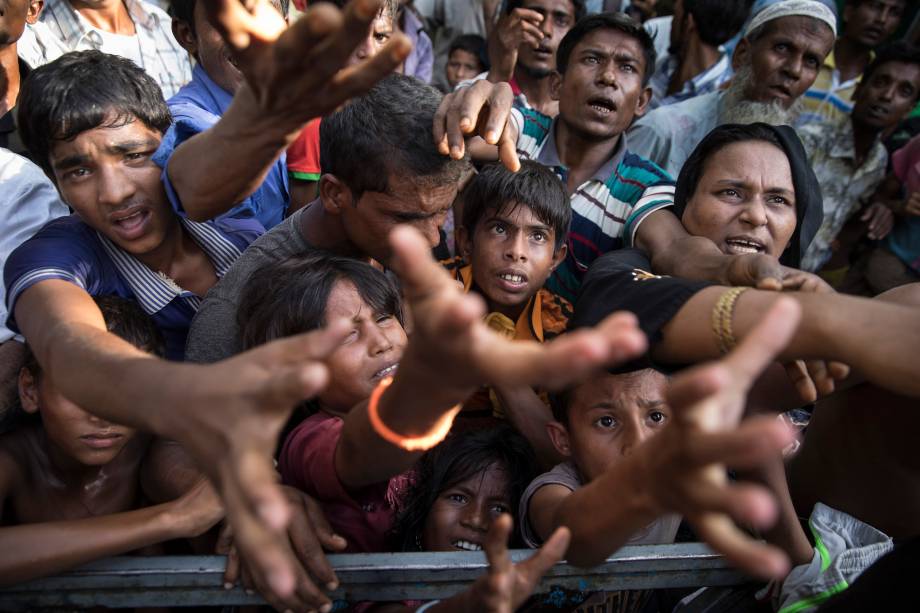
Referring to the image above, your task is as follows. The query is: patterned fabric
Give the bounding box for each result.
[885,134,920,274]
[798,116,888,272]
[648,52,733,109]
[797,51,872,129]
[512,108,676,301]
[38,0,192,98]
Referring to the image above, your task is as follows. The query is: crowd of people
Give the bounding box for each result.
[0,0,918,611]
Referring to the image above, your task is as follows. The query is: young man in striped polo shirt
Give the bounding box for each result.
[436,12,804,300]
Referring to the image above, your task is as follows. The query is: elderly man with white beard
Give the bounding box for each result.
[626,0,836,178]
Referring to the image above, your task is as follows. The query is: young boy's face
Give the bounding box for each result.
[317,279,408,413]
[446,48,482,90]
[19,369,137,467]
[421,462,513,552]
[460,203,566,317]
[548,370,670,483]
[552,28,651,142]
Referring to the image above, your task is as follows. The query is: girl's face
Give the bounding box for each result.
[421,463,513,553]
[681,140,797,258]
[318,280,407,413]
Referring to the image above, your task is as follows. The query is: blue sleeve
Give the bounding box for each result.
[152,108,220,220]
[211,217,265,251]
[3,218,106,333]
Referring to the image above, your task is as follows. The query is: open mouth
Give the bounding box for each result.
[496,270,528,291]
[372,363,398,380]
[453,540,482,552]
[725,237,766,255]
[587,97,616,115]
[868,104,889,117]
[110,208,150,238]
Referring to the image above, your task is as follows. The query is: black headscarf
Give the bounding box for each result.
[672,123,823,269]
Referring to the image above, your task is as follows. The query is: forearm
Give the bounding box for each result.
[656,287,920,397]
[552,455,658,567]
[0,502,185,586]
[650,235,738,284]
[166,84,302,222]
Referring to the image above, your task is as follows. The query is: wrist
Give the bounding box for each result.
[219,84,304,149]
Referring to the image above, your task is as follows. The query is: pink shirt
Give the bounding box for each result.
[279,413,401,553]
[892,134,920,193]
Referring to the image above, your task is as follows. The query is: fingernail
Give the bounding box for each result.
[326,580,339,591]
[450,146,461,158]
[460,117,472,130]
[321,604,333,613]
[269,571,294,597]
[258,502,287,530]
[223,582,233,590]
[485,130,497,143]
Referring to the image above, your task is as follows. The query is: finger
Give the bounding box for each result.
[273,2,342,71]
[496,119,521,172]
[304,495,348,552]
[312,0,387,73]
[519,24,546,46]
[483,514,514,576]
[682,416,794,468]
[516,526,570,586]
[325,32,413,107]
[480,83,515,145]
[445,88,472,159]
[805,360,835,397]
[665,362,727,420]
[224,545,241,588]
[202,0,285,49]
[783,360,817,404]
[827,361,850,381]
[388,225,466,301]
[287,496,340,591]
[434,94,452,155]
[693,512,790,580]
[721,298,801,386]
[512,7,545,24]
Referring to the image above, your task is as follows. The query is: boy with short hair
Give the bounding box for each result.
[442,161,571,461]
[445,34,487,90]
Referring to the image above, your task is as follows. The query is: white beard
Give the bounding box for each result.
[718,64,803,127]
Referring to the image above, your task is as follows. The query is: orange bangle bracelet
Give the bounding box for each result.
[367,376,461,451]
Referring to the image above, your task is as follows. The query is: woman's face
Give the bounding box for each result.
[681,140,797,258]
[318,280,407,413]
[420,463,513,553]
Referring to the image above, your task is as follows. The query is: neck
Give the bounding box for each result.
[513,65,556,109]
[134,216,189,275]
[834,37,872,82]
[299,199,367,260]
[0,44,21,115]
[69,0,135,34]
[668,39,721,96]
[479,286,527,322]
[851,116,881,166]
[554,119,621,193]
[40,429,111,486]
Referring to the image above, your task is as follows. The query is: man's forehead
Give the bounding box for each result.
[761,15,835,49]
[574,28,645,57]
[50,120,162,159]
[521,0,576,14]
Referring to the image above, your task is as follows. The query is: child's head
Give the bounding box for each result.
[458,161,570,315]
[238,252,407,413]
[445,34,488,90]
[17,296,164,466]
[392,427,537,552]
[548,369,670,483]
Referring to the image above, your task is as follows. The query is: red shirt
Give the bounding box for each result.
[279,412,404,552]
[286,118,322,181]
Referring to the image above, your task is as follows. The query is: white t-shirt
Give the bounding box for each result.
[91,26,144,68]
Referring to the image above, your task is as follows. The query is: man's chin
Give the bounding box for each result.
[518,61,554,80]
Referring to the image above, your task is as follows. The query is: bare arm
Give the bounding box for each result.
[495,385,564,469]
[0,479,222,586]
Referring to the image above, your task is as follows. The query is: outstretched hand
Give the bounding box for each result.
[201,0,411,122]
[168,322,351,610]
[644,298,804,580]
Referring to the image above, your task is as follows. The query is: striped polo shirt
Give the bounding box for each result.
[4,215,261,360]
[511,108,676,301]
[797,50,873,128]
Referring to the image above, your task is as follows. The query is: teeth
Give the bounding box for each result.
[375,364,397,378]
[590,104,611,114]
[453,540,482,551]
[500,273,524,283]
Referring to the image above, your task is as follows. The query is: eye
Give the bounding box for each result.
[374,31,391,44]
[595,415,617,429]
[718,188,741,199]
[490,222,507,235]
[805,57,819,69]
[620,63,637,73]
[583,55,601,65]
[447,493,468,504]
[64,168,90,181]
[125,152,147,161]
[375,314,394,325]
[648,410,667,425]
[774,43,789,53]
[531,230,548,243]
[767,195,791,206]
[490,502,510,515]
[554,15,571,27]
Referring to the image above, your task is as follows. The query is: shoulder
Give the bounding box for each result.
[439,255,467,275]
[208,217,265,250]
[538,289,572,337]
[516,107,553,142]
[6,216,103,273]
[619,150,675,186]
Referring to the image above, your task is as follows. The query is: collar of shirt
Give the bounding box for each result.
[537,118,628,185]
[185,64,235,116]
[823,49,876,90]
[95,217,244,315]
[454,262,546,342]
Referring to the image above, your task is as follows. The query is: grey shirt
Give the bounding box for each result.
[519,461,681,549]
[184,207,312,363]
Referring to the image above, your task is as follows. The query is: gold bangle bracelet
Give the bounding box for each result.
[711,287,749,355]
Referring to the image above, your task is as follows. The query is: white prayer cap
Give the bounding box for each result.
[743,0,837,39]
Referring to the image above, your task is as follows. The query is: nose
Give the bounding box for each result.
[86,412,113,427]
[351,28,375,64]
[740,198,769,228]
[419,217,442,249]
[97,164,136,208]
[619,421,649,458]
[460,504,489,533]
[366,320,394,357]
[877,82,896,102]
[539,14,553,40]
[781,55,803,82]
[504,230,528,262]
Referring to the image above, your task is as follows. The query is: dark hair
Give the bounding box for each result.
[505,0,586,21]
[461,161,571,251]
[320,74,468,200]
[7,296,165,431]
[391,427,538,551]
[237,252,404,350]
[548,387,573,426]
[17,51,172,174]
[674,123,824,269]
[170,0,290,34]
[683,0,754,47]
[448,34,490,73]
[861,41,920,98]
[556,12,656,85]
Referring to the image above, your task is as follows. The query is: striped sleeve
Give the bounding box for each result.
[624,183,676,247]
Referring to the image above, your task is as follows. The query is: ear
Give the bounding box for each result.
[319,174,352,215]
[458,224,473,260]
[545,420,572,457]
[18,368,40,415]
[549,241,568,272]
[171,18,198,57]
[732,37,751,73]
[633,85,653,119]
[549,72,563,102]
[26,0,44,24]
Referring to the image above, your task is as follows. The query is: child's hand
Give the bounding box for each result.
[442,515,570,613]
[642,298,803,580]
[904,191,920,217]
[216,486,348,612]
[388,226,647,400]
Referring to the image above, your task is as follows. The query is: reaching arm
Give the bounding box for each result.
[165,0,411,222]
[485,9,544,83]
